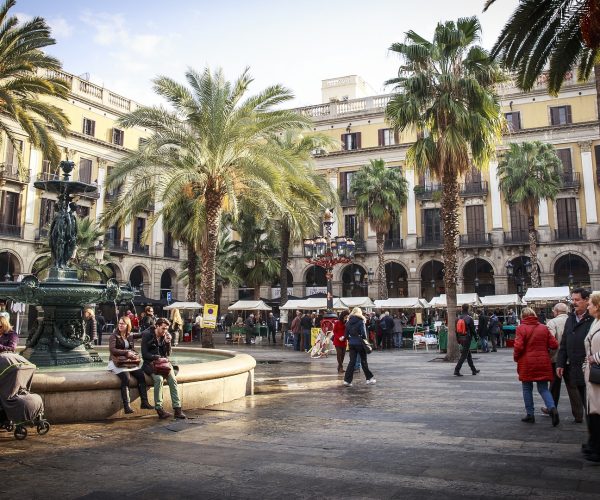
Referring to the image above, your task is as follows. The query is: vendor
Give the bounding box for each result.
[0,316,18,352]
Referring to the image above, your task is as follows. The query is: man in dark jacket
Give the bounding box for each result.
[141,318,186,419]
[381,311,395,350]
[300,312,313,351]
[454,304,480,376]
[267,312,277,344]
[477,308,489,353]
[557,288,593,422]
[244,314,255,345]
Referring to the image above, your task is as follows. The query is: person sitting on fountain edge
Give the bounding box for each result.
[0,316,18,353]
[141,317,187,419]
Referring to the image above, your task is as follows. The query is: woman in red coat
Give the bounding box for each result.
[514,307,560,425]
[332,310,350,373]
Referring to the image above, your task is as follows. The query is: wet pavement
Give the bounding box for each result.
[1,340,598,499]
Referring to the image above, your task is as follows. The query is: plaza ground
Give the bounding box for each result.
[1,342,598,499]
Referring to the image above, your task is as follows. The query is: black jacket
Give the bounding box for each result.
[141,327,172,375]
[477,313,489,338]
[457,313,476,337]
[300,315,313,329]
[557,311,594,386]
[345,315,367,346]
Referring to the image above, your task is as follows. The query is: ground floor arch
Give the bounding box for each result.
[160,268,178,300]
[420,260,444,301]
[554,253,590,289]
[385,262,408,298]
[129,265,150,291]
[462,258,495,296]
[0,250,22,281]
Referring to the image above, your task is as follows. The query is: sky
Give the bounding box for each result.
[17,0,519,107]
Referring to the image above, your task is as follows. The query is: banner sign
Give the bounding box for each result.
[203,304,219,329]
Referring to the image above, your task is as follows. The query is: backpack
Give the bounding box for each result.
[456,317,467,335]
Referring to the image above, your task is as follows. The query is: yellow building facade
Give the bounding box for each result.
[0,69,184,303]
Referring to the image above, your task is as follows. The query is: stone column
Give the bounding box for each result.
[95,158,107,220]
[23,146,39,240]
[407,277,421,298]
[327,169,339,237]
[489,160,503,229]
[493,275,509,295]
[405,169,417,249]
[540,273,555,287]
[590,272,600,293]
[579,141,599,238]
[537,199,551,242]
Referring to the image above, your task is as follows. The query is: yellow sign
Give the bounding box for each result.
[203,304,219,329]
[311,327,321,346]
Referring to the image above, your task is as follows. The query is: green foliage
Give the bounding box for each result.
[34,217,113,282]
[350,159,408,235]
[486,0,600,95]
[0,0,70,175]
[497,141,563,216]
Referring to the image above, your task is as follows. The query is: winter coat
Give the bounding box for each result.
[332,319,347,348]
[345,315,367,347]
[513,316,558,382]
[557,312,594,386]
[546,313,568,363]
[477,313,489,338]
[584,319,600,415]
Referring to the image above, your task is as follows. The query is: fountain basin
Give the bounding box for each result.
[28,347,255,422]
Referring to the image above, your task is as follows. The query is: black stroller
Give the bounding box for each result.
[0,352,50,440]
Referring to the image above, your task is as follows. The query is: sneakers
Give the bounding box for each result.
[343,381,352,387]
[366,378,376,385]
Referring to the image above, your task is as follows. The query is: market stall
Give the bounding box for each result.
[227,300,272,342]
[523,287,571,303]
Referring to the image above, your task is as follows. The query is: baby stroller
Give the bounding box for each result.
[0,352,50,440]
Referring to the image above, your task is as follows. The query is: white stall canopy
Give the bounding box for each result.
[164,301,203,310]
[374,297,428,309]
[480,294,525,307]
[338,297,375,309]
[228,300,272,311]
[430,293,481,308]
[523,287,571,303]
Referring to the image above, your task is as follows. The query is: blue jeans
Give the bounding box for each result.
[293,332,301,351]
[393,332,401,348]
[302,328,311,351]
[522,381,555,416]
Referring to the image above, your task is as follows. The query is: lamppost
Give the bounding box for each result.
[505,257,532,296]
[303,209,355,328]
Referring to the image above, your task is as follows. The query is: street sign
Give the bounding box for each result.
[203,303,218,329]
[166,291,172,304]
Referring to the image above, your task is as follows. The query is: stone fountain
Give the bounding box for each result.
[0,160,133,366]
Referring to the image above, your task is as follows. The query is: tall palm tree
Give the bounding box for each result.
[497,141,563,287]
[349,159,408,300]
[104,67,310,327]
[485,0,600,96]
[270,130,338,306]
[385,17,503,360]
[0,0,70,179]
[34,217,112,282]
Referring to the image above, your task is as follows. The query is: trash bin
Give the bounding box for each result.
[439,328,447,352]
[183,330,192,343]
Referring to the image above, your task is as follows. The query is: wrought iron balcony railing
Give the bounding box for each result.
[459,181,489,197]
[132,242,150,255]
[34,228,49,241]
[417,236,443,249]
[384,238,404,250]
[459,232,492,247]
[1,164,30,183]
[0,223,22,238]
[414,184,443,201]
[554,227,583,241]
[107,239,129,253]
[354,238,367,253]
[164,247,180,259]
[503,229,530,244]
[339,192,356,207]
[560,171,580,190]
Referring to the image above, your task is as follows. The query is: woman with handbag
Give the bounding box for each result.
[107,316,152,414]
[332,310,350,373]
[141,317,187,419]
[513,307,559,425]
[583,291,600,462]
[343,307,375,387]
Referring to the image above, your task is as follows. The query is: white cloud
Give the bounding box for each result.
[48,17,73,39]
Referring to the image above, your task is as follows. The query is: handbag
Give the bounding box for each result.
[590,364,600,384]
[362,338,373,354]
[115,350,141,368]
[152,357,173,377]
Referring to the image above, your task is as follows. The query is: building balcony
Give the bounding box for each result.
[339,192,356,207]
[554,227,583,241]
[164,247,180,259]
[459,232,492,247]
[1,164,30,184]
[107,239,129,253]
[417,236,443,249]
[384,238,404,250]
[132,242,150,255]
[459,181,488,197]
[503,229,530,245]
[35,228,49,241]
[105,190,120,203]
[37,172,60,181]
[560,171,580,190]
[354,238,367,253]
[78,188,100,200]
[0,223,22,238]
[414,184,443,201]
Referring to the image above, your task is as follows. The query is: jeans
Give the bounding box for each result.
[293,331,301,351]
[151,371,181,410]
[382,331,393,350]
[480,336,489,353]
[522,381,555,416]
[302,328,311,351]
[344,344,373,383]
[393,332,402,348]
[268,327,276,343]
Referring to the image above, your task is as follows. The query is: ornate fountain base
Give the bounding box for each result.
[21,304,103,367]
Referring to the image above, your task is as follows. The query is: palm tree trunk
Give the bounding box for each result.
[441,172,460,362]
[279,224,291,306]
[200,187,223,348]
[528,215,541,287]
[186,242,197,302]
[376,232,387,300]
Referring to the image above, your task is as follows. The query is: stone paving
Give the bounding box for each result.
[1,341,598,499]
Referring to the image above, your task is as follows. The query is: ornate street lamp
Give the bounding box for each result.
[303,209,355,329]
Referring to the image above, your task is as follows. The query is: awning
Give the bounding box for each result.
[228,300,272,311]
[523,287,570,303]
[164,301,203,310]
[480,294,525,307]
[374,297,428,309]
[338,297,375,309]
[430,293,481,308]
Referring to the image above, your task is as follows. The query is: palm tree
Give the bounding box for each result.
[0,0,70,180]
[270,130,338,307]
[104,67,310,327]
[385,17,503,360]
[34,217,113,282]
[484,0,600,96]
[349,159,408,300]
[497,141,563,287]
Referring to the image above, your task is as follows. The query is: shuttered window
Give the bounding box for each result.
[341,132,361,150]
[377,128,398,146]
[466,205,485,235]
[339,171,355,201]
[556,198,578,238]
[39,198,55,228]
[83,118,96,136]
[504,112,521,131]
[78,158,93,184]
[556,149,573,173]
[0,191,20,226]
[344,214,357,239]
[422,208,441,242]
[550,106,572,125]
[509,204,528,239]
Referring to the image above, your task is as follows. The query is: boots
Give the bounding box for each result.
[120,387,134,414]
[174,407,187,419]
[137,381,153,410]
[156,407,172,419]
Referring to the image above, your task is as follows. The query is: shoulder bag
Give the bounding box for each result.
[115,350,141,368]
[587,326,600,384]
[152,357,173,377]
[362,338,373,354]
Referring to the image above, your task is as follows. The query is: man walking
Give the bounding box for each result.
[300,312,313,352]
[477,308,489,353]
[454,304,480,376]
[488,311,500,352]
[545,302,583,421]
[381,311,394,350]
[557,288,593,423]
